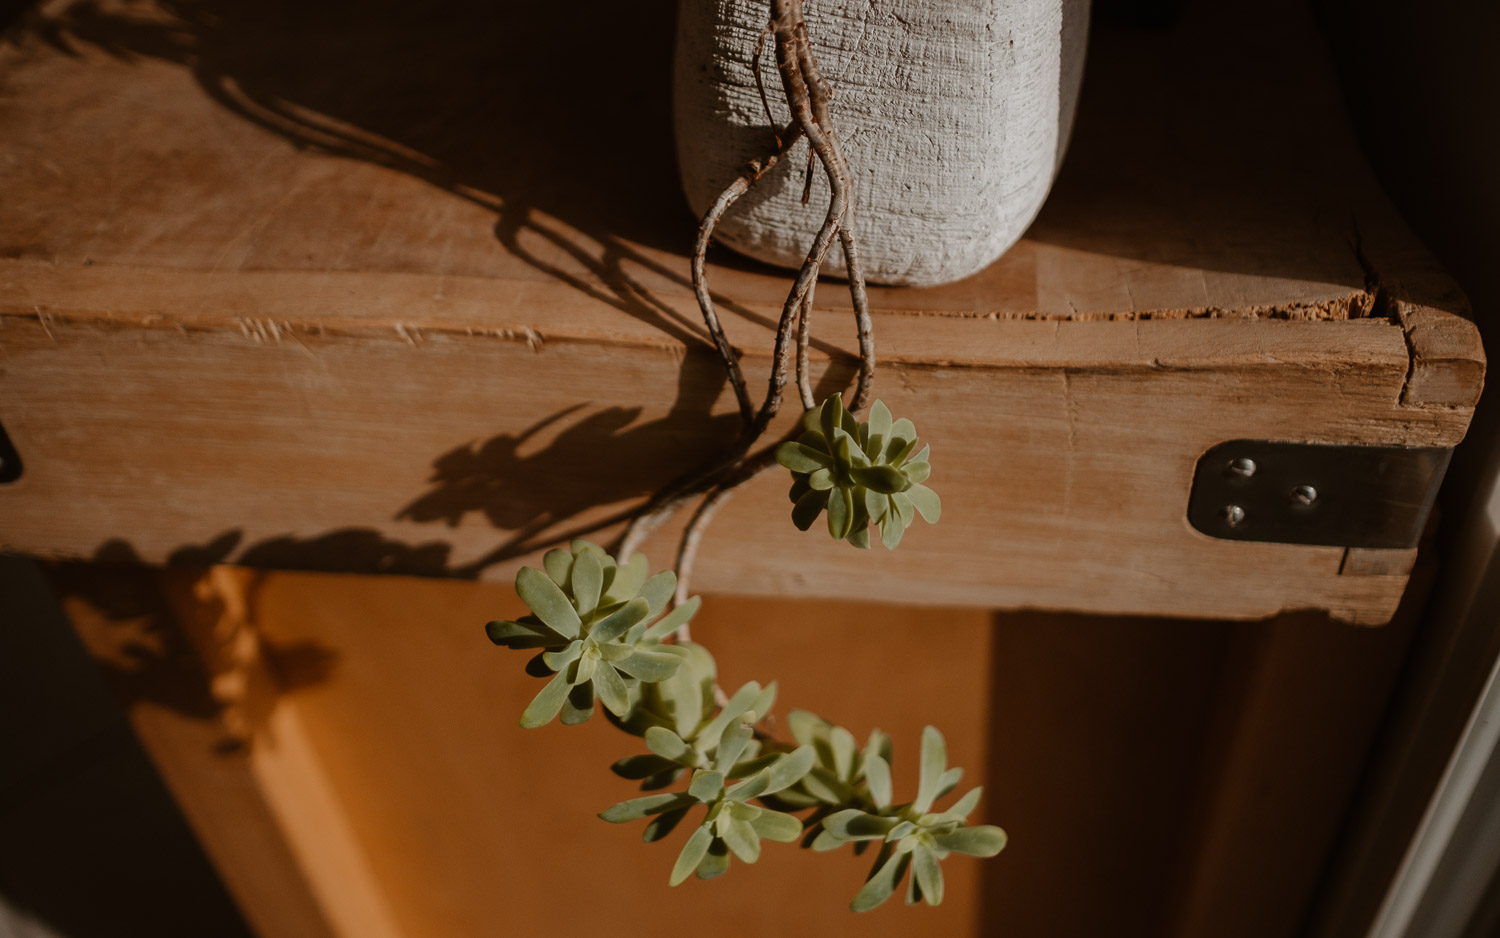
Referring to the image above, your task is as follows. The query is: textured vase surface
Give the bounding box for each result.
[675,0,1090,286]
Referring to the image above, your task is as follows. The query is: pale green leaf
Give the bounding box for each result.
[570,548,603,616]
[933,825,1008,857]
[819,395,842,443]
[750,809,804,843]
[646,643,714,739]
[614,648,682,683]
[914,846,944,906]
[827,487,852,540]
[643,595,700,642]
[868,400,892,438]
[776,441,831,473]
[850,464,909,495]
[915,726,948,813]
[599,792,693,823]
[786,710,828,748]
[542,548,573,587]
[948,785,983,819]
[750,682,778,725]
[851,849,907,913]
[597,641,633,662]
[559,682,595,725]
[593,662,631,716]
[644,726,699,766]
[903,460,931,484]
[830,726,857,779]
[891,491,916,527]
[638,571,676,617]
[812,829,845,852]
[602,552,648,604]
[515,567,581,639]
[807,467,835,490]
[715,720,754,775]
[519,669,572,729]
[696,842,730,880]
[822,809,898,842]
[935,766,964,802]
[880,512,905,550]
[700,682,761,749]
[589,597,648,644]
[759,746,814,796]
[669,826,713,886]
[907,483,941,524]
[864,754,893,807]
[688,769,724,803]
[885,820,917,842]
[569,650,597,686]
[723,817,761,863]
[799,766,851,804]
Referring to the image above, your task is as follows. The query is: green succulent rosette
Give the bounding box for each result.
[601,715,815,885]
[811,726,1007,911]
[775,395,940,549]
[610,677,781,791]
[485,539,701,729]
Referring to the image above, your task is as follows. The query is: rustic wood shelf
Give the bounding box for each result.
[0,0,1482,624]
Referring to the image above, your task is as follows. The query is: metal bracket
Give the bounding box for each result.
[1187,440,1451,549]
[0,421,20,484]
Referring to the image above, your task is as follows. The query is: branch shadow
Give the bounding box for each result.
[17,0,861,565]
[49,540,340,750]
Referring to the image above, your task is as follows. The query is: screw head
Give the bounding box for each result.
[1220,504,1246,527]
[1227,457,1257,478]
[1290,484,1318,507]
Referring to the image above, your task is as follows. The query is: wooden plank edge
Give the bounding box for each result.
[1396,302,1486,409]
[0,263,1414,372]
[159,567,405,938]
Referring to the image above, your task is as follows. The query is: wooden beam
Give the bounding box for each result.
[0,0,1482,624]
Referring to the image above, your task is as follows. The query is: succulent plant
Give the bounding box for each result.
[611,679,781,790]
[769,710,890,813]
[600,716,815,885]
[775,395,940,549]
[485,539,702,728]
[812,726,1007,911]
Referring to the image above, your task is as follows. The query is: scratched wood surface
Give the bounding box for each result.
[0,0,1483,623]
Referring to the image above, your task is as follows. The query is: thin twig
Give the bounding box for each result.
[692,124,803,428]
[621,0,875,586]
[796,285,815,409]
[673,446,781,603]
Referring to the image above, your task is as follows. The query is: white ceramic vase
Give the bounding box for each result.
[674,0,1090,286]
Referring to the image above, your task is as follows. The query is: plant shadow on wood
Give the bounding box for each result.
[25,0,857,344]
[24,0,857,574]
[48,543,340,750]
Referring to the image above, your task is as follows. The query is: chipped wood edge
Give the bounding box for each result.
[1397,301,1486,409]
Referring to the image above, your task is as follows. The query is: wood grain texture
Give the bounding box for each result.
[236,572,995,938]
[47,564,1426,938]
[0,0,1482,623]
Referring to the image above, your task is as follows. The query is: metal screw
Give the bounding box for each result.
[1227,457,1257,478]
[1290,484,1318,506]
[1221,504,1246,527]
